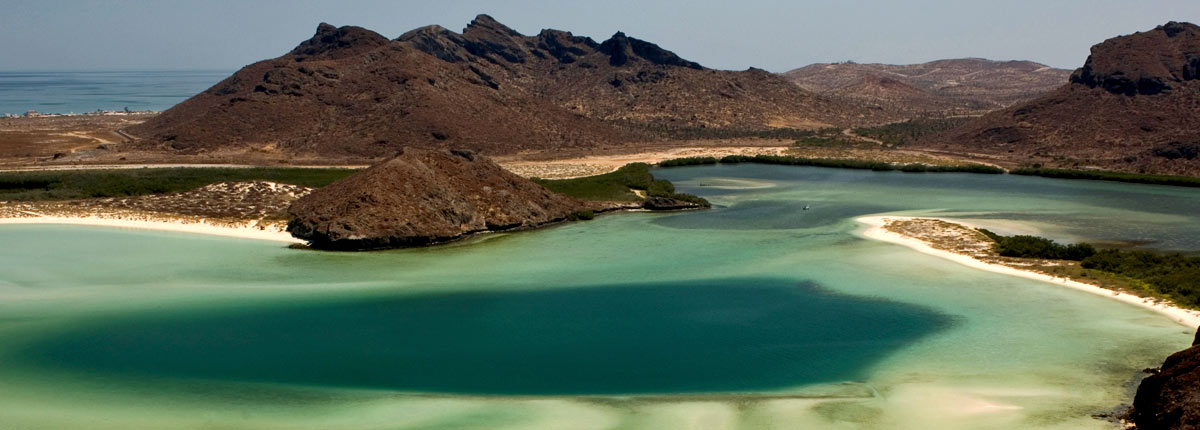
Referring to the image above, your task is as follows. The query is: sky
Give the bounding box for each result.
[1,0,1197,72]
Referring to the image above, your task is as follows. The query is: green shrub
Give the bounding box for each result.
[980,231,1096,261]
[710,154,1004,174]
[1011,168,1200,188]
[567,210,595,221]
[534,163,710,207]
[657,157,719,167]
[1082,250,1200,308]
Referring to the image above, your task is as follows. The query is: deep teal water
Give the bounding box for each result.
[23,279,950,395]
[0,71,229,115]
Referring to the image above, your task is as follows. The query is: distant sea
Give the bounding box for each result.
[0,70,231,116]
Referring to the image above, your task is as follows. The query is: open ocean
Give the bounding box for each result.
[0,71,230,115]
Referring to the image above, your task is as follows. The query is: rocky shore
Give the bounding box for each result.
[1131,328,1200,430]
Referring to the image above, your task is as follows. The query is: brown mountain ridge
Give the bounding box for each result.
[128,15,886,160]
[919,22,1200,176]
[784,58,1070,116]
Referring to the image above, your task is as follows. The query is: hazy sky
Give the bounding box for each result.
[2,0,1197,72]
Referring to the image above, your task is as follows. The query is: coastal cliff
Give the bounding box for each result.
[287,148,583,250]
[1132,328,1200,430]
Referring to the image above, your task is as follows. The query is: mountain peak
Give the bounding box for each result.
[396,25,469,62]
[465,14,521,37]
[290,23,389,61]
[597,31,702,69]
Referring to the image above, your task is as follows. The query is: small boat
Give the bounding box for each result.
[803,205,810,211]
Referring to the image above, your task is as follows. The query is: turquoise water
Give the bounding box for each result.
[0,165,1197,429]
[0,71,229,115]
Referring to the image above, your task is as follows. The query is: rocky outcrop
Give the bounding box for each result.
[290,23,390,61]
[918,22,1200,176]
[1131,327,1200,430]
[597,32,702,69]
[641,196,703,210]
[286,148,583,250]
[1069,22,1200,96]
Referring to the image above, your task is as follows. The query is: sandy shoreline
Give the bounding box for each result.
[0,216,302,244]
[856,215,1200,329]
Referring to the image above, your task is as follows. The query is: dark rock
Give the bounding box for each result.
[641,196,702,210]
[535,30,592,64]
[464,14,521,38]
[598,32,702,69]
[286,148,582,250]
[290,23,389,62]
[1131,328,1200,430]
[396,25,469,62]
[1152,142,1200,160]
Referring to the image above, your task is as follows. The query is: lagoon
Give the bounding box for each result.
[0,165,1197,429]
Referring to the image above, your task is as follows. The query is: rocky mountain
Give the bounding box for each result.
[287,147,583,250]
[128,15,881,160]
[918,22,1200,175]
[1131,328,1200,430]
[784,58,1070,115]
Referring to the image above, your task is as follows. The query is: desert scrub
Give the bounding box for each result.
[0,167,357,201]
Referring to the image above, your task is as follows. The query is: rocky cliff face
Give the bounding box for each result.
[286,148,583,250]
[129,15,879,160]
[919,22,1200,176]
[1131,328,1200,430]
[1070,22,1200,96]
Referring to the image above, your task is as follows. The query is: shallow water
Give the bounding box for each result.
[0,165,1197,429]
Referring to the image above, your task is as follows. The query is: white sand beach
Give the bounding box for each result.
[0,215,302,244]
[857,215,1200,329]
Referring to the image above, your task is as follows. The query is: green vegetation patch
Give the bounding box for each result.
[657,157,720,167]
[978,229,1200,308]
[533,163,710,206]
[1011,168,1200,188]
[0,167,358,201]
[853,117,971,147]
[656,154,1004,174]
[977,229,1096,261]
[1081,250,1200,308]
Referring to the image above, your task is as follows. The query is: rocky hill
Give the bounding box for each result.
[287,147,583,250]
[784,58,1070,116]
[918,22,1200,175]
[1131,328,1200,430]
[128,15,882,160]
